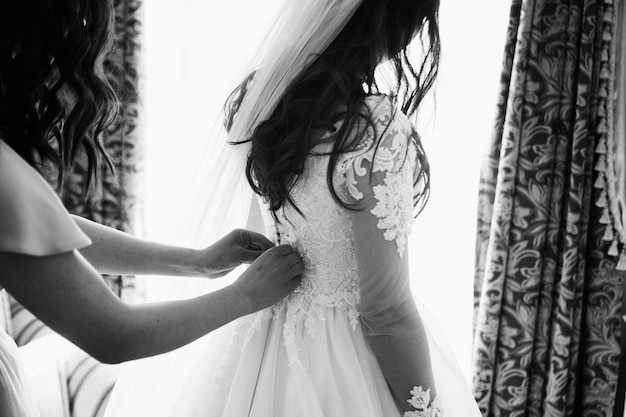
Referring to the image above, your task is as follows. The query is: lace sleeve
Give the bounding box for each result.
[337,98,440,413]
[342,126,417,257]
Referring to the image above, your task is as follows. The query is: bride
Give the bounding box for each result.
[105,0,482,415]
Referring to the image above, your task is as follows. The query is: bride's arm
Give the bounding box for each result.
[342,109,439,413]
[72,215,273,278]
[350,208,437,411]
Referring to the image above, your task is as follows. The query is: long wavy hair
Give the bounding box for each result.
[0,0,118,190]
[225,0,440,216]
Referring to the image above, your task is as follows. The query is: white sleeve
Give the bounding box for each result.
[0,140,91,256]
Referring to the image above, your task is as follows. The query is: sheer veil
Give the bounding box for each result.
[103,1,365,414]
[180,0,367,256]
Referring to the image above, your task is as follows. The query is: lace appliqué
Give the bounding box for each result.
[341,112,418,258]
[403,386,443,417]
[256,153,362,367]
[273,282,360,368]
[370,162,414,257]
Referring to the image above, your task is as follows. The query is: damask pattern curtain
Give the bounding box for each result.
[472,0,622,416]
[610,1,626,415]
[614,0,626,241]
[60,0,144,301]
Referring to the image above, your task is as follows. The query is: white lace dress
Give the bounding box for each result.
[104,95,481,417]
[208,98,409,417]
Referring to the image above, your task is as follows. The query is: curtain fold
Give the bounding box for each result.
[60,0,144,301]
[472,0,622,416]
[614,0,626,240]
[611,1,626,415]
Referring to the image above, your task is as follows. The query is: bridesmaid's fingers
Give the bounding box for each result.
[274,244,295,256]
[238,230,273,250]
[238,248,267,263]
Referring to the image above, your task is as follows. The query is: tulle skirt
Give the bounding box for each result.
[104,300,481,417]
[0,329,39,417]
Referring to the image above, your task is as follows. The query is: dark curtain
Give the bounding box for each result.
[471,0,623,416]
[610,0,626,415]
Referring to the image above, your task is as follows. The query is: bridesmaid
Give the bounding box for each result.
[0,1,303,415]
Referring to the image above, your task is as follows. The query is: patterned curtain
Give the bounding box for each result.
[471,0,623,416]
[611,1,626,415]
[613,0,626,250]
[60,0,144,301]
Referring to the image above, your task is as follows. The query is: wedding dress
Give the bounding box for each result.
[105,95,481,416]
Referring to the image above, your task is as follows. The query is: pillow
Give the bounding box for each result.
[65,347,119,417]
[0,290,13,336]
[19,334,72,417]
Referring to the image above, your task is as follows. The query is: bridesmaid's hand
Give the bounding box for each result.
[230,244,304,313]
[197,229,274,278]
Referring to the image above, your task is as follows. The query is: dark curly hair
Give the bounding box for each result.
[226,0,440,217]
[0,0,118,190]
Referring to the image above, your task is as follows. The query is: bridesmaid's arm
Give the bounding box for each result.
[0,244,302,363]
[71,215,273,278]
